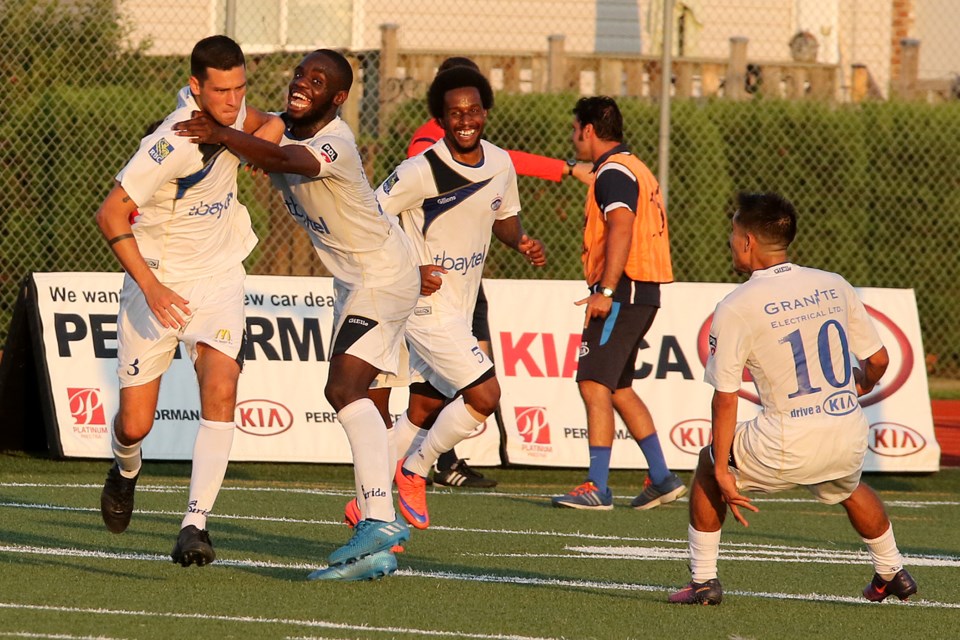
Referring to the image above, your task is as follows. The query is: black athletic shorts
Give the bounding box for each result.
[472,281,491,342]
[575,280,660,391]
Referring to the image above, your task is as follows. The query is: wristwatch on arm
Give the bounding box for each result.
[600,286,614,298]
[564,159,576,178]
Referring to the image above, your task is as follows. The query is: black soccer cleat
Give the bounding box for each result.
[669,578,723,605]
[100,463,139,534]
[433,459,498,488]
[863,569,917,602]
[171,525,216,567]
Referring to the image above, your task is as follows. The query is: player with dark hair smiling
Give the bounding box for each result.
[375,65,546,529]
[174,48,418,581]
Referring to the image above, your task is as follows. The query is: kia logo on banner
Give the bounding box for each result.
[670,419,712,455]
[515,406,550,444]
[868,422,926,457]
[696,305,914,407]
[67,388,105,426]
[236,399,294,436]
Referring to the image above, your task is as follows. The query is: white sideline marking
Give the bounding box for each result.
[4,500,960,560]
[0,602,560,640]
[2,482,958,508]
[469,546,960,568]
[0,543,956,610]
[0,633,123,640]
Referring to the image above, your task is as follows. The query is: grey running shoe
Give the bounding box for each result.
[631,473,687,510]
[551,481,614,510]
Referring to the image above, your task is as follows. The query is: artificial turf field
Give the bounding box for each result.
[0,453,957,640]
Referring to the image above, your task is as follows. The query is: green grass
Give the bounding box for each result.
[0,452,957,639]
[928,377,960,400]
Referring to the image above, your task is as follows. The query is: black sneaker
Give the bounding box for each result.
[433,459,497,488]
[863,568,917,602]
[171,525,216,567]
[100,463,139,534]
[669,578,723,605]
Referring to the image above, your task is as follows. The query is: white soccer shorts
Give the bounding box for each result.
[404,310,494,399]
[330,267,420,375]
[730,418,863,505]
[116,265,246,388]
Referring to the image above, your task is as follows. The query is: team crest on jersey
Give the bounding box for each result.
[491,196,503,211]
[320,143,338,163]
[383,171,400,194]
[708,334,717,356]
[148,138,174,164]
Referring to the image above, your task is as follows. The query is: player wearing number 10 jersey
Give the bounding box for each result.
[669,192,915,605]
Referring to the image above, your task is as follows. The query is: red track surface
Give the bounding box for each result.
[932,400,960,467]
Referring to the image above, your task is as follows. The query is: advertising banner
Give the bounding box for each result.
[485,279,939,472]
[28,274,936,471]
[31,272,501,465]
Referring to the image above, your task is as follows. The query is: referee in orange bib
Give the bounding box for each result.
[552,96,686,511]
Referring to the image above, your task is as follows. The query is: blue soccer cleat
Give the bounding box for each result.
[328,517,410,566]
[307,549,397,582]
[631,472,687,510]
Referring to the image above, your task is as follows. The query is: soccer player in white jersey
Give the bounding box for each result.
[174,49,417,581]
[95,36,283,567]
[669,192,916,605]
[374,66,546,529]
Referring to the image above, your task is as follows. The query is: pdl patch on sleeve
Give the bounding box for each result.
[148,138,174,164]
[320,143,338,163]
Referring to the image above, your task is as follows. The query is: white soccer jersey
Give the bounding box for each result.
[704,263,884,484]
[269,117,416,289]
[375,139,521,319]
[117,86,256,283]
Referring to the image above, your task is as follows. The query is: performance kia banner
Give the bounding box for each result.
[484,280,939,473]
[29,272,500,464]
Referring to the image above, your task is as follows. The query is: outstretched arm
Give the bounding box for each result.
[173,112,319,176]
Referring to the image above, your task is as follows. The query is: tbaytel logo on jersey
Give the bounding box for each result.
[188,192,233,219]
[432,245,486,276]
[283,197,330,234]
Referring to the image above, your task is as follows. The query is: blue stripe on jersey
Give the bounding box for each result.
[175,145,229,199]
[599,301,621,346]
[422,177,492,234]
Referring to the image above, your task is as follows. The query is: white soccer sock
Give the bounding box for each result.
[393,411,427,460]
[863,524,904,580]
[338,398,394,522]
[111,424,142,479]
[181,419,235,531]
[688,524,722,582]
[404,397,481,477]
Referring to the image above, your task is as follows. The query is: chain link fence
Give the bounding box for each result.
[2,0,959,375]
